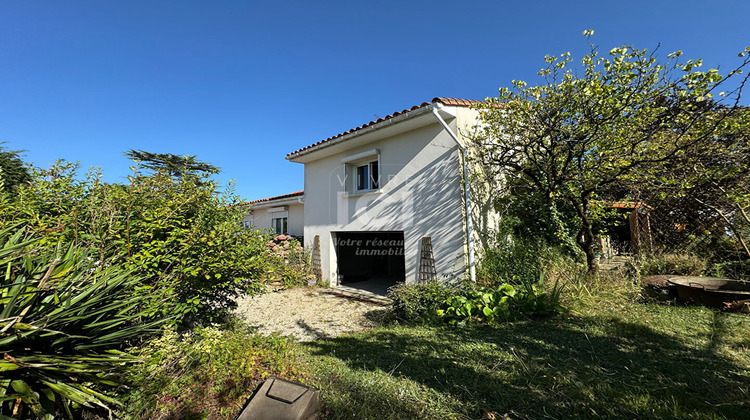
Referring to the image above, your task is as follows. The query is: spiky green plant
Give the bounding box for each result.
[0,226,165,419]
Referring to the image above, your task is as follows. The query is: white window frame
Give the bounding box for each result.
[354,161,379,192]
[341,149,381,194]
[272,215,288,235]
[270,210,289,235]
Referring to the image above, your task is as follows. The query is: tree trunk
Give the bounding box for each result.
[573,198,599,275]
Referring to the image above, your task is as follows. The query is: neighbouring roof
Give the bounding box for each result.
[248,190,304,204]
[600,201,652,210]
[286,97,483,159]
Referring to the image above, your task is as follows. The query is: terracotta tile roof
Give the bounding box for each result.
[286,97,483,158]
[599,201,652,210]
[248,190,304,204]
[434,97,485,107]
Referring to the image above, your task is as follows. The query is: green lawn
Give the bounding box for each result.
[301,284,750,419]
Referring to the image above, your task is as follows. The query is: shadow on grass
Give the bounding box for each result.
[304,312,750,419]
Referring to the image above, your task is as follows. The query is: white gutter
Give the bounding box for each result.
[432,106,476,283]
[251,196,305,209]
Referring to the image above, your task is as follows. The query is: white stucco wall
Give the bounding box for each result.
[244,201,305,237]
[302,117,469,285]
[287,202,305,237]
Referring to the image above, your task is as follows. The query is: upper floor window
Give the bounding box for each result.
[342,149,381,194]
[356,161,379,191]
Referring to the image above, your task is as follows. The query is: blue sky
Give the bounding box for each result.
[1,1,749,201]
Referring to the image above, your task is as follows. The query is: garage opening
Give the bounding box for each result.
[334,231,405,295]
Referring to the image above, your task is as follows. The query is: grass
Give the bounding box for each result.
[120,325,308,419]
[300,276,750,419]
[121,274,750,419]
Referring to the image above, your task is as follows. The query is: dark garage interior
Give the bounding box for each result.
[334,231,405,294]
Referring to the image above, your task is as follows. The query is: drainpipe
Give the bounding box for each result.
[432,106,476,283]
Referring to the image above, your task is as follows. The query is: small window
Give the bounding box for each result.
[272,216,288,235]
[355,161,379,191]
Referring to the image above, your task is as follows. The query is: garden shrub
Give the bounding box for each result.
[0,161,274,326]
[639,253,707,276]
[707,259,750,280]
[266,235,312,288]
[427,279,564,326]
[387,281,468,321]
[477,236,548,288]
[0,226,166,418]
[122,325,305,419]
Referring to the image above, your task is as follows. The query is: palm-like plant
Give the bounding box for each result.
[0,226,165,419]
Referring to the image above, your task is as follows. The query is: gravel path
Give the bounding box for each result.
[233,287,388,342]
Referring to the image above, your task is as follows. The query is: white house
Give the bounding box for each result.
[244,191,305,237]
[283,97,496,293]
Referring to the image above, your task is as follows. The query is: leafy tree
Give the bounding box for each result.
[687,125,750,259]
[475,31,750,274]
[0,143,32,195]
[118,169,269,324]
[124,149,220,177]
[492,175,581,256]
[632,110,750,261]
[1,160,270,325]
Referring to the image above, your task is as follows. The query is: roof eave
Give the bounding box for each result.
[286,103,445,163]
[249,195,305,209]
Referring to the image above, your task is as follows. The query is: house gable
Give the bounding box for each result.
[292,98,487,285]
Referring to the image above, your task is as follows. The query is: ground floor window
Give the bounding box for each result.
[272,216,288,235]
